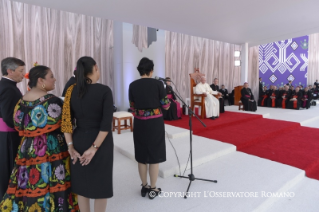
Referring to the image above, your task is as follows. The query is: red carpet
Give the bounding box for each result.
[165,112,319,180]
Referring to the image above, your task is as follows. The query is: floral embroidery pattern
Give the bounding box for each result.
[160,96,170,109]
[48,103,62,118]
[41,162,51,184]
[17,166,28,189]
[55,164,65,180]
[14,94,62,137]
[0,95,79,212]
[133,108,163,119]
[31,105,48,128]
[130,96,170,119]
[34,134,47,156]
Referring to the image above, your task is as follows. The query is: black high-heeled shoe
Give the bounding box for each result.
[148,187,161,199]
[141,183,149,197]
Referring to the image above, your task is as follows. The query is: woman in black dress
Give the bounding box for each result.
[162,77,181,120]
[129,57,170,199]
[62,56,114,212]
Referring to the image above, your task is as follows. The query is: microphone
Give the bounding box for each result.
[155,76,171,82]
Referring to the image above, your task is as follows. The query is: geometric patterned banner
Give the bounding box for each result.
[259,35,308,88]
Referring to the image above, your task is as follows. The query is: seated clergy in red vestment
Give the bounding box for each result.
[267,85,278,108]
[288,86,302,110]
[276,85,291,108]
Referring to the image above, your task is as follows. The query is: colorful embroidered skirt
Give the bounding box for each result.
[0,130,79,212]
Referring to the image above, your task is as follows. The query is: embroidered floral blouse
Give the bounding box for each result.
[129,78,170,119]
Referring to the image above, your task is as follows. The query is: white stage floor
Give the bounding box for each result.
[224,103,319,128]
[93,105,319,211]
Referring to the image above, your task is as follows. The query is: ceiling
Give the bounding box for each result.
[13,0,319,46]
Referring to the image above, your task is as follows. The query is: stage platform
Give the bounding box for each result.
[224,104,319,128]
[108,106,319,211]
[91,146,319,212]
[114,129,236,178]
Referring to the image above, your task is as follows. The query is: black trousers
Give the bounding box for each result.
[0,131,20,199]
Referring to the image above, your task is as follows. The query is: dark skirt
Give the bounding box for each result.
[71,127,114,199]
[133,116,166,164]
[163,100,178,120]
[0,131,20,199]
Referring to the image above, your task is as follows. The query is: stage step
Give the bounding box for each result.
[265,177,319,212]
[114,130,236,178]
[101,149,306,212]
[165,124,190,139]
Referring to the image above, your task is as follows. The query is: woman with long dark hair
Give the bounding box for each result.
[129,57,170,199]
[0,65,79,211]
[62,56,114,212]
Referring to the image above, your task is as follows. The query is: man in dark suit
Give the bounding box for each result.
[0,57,25,199]
[219,85,230,105]
[229,88,235,105]
[287,80,293,87]
[210,78,224,112]
[259,77,263,96]
[314,80,319,87]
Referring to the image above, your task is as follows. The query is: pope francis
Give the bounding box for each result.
[195,77,220,119]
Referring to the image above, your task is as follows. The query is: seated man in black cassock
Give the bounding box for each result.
[0,57,25,199]
[267,85,278,107]
[162,77,181,120]
[219,85,230,106]
[241,82,257,111]
[312,85,319,99]
[210,78,225,113]
[276,85,291,109]
[62,68,76,97]
[288,87,303,110]
[258,86,269,107]
[301,87,312,109]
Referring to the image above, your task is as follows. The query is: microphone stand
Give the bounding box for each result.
[169,86,217,199]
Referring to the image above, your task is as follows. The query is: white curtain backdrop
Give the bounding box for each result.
[132,24,148,52]
[0,0,114,96]
[308,33,319,85]
[248,46,259,100]
[165,31,241,100]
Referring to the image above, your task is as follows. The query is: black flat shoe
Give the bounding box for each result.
[141,183,149,197]
[210,117,215,120]
[215,116,219,118]
[149,187,161,199]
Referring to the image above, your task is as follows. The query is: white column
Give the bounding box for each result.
[241,42,249,84]
[113,21,125,111]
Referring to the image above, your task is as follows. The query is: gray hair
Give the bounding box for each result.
[1,57,25,76]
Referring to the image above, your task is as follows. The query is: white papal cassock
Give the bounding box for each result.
[195,82,220,118]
